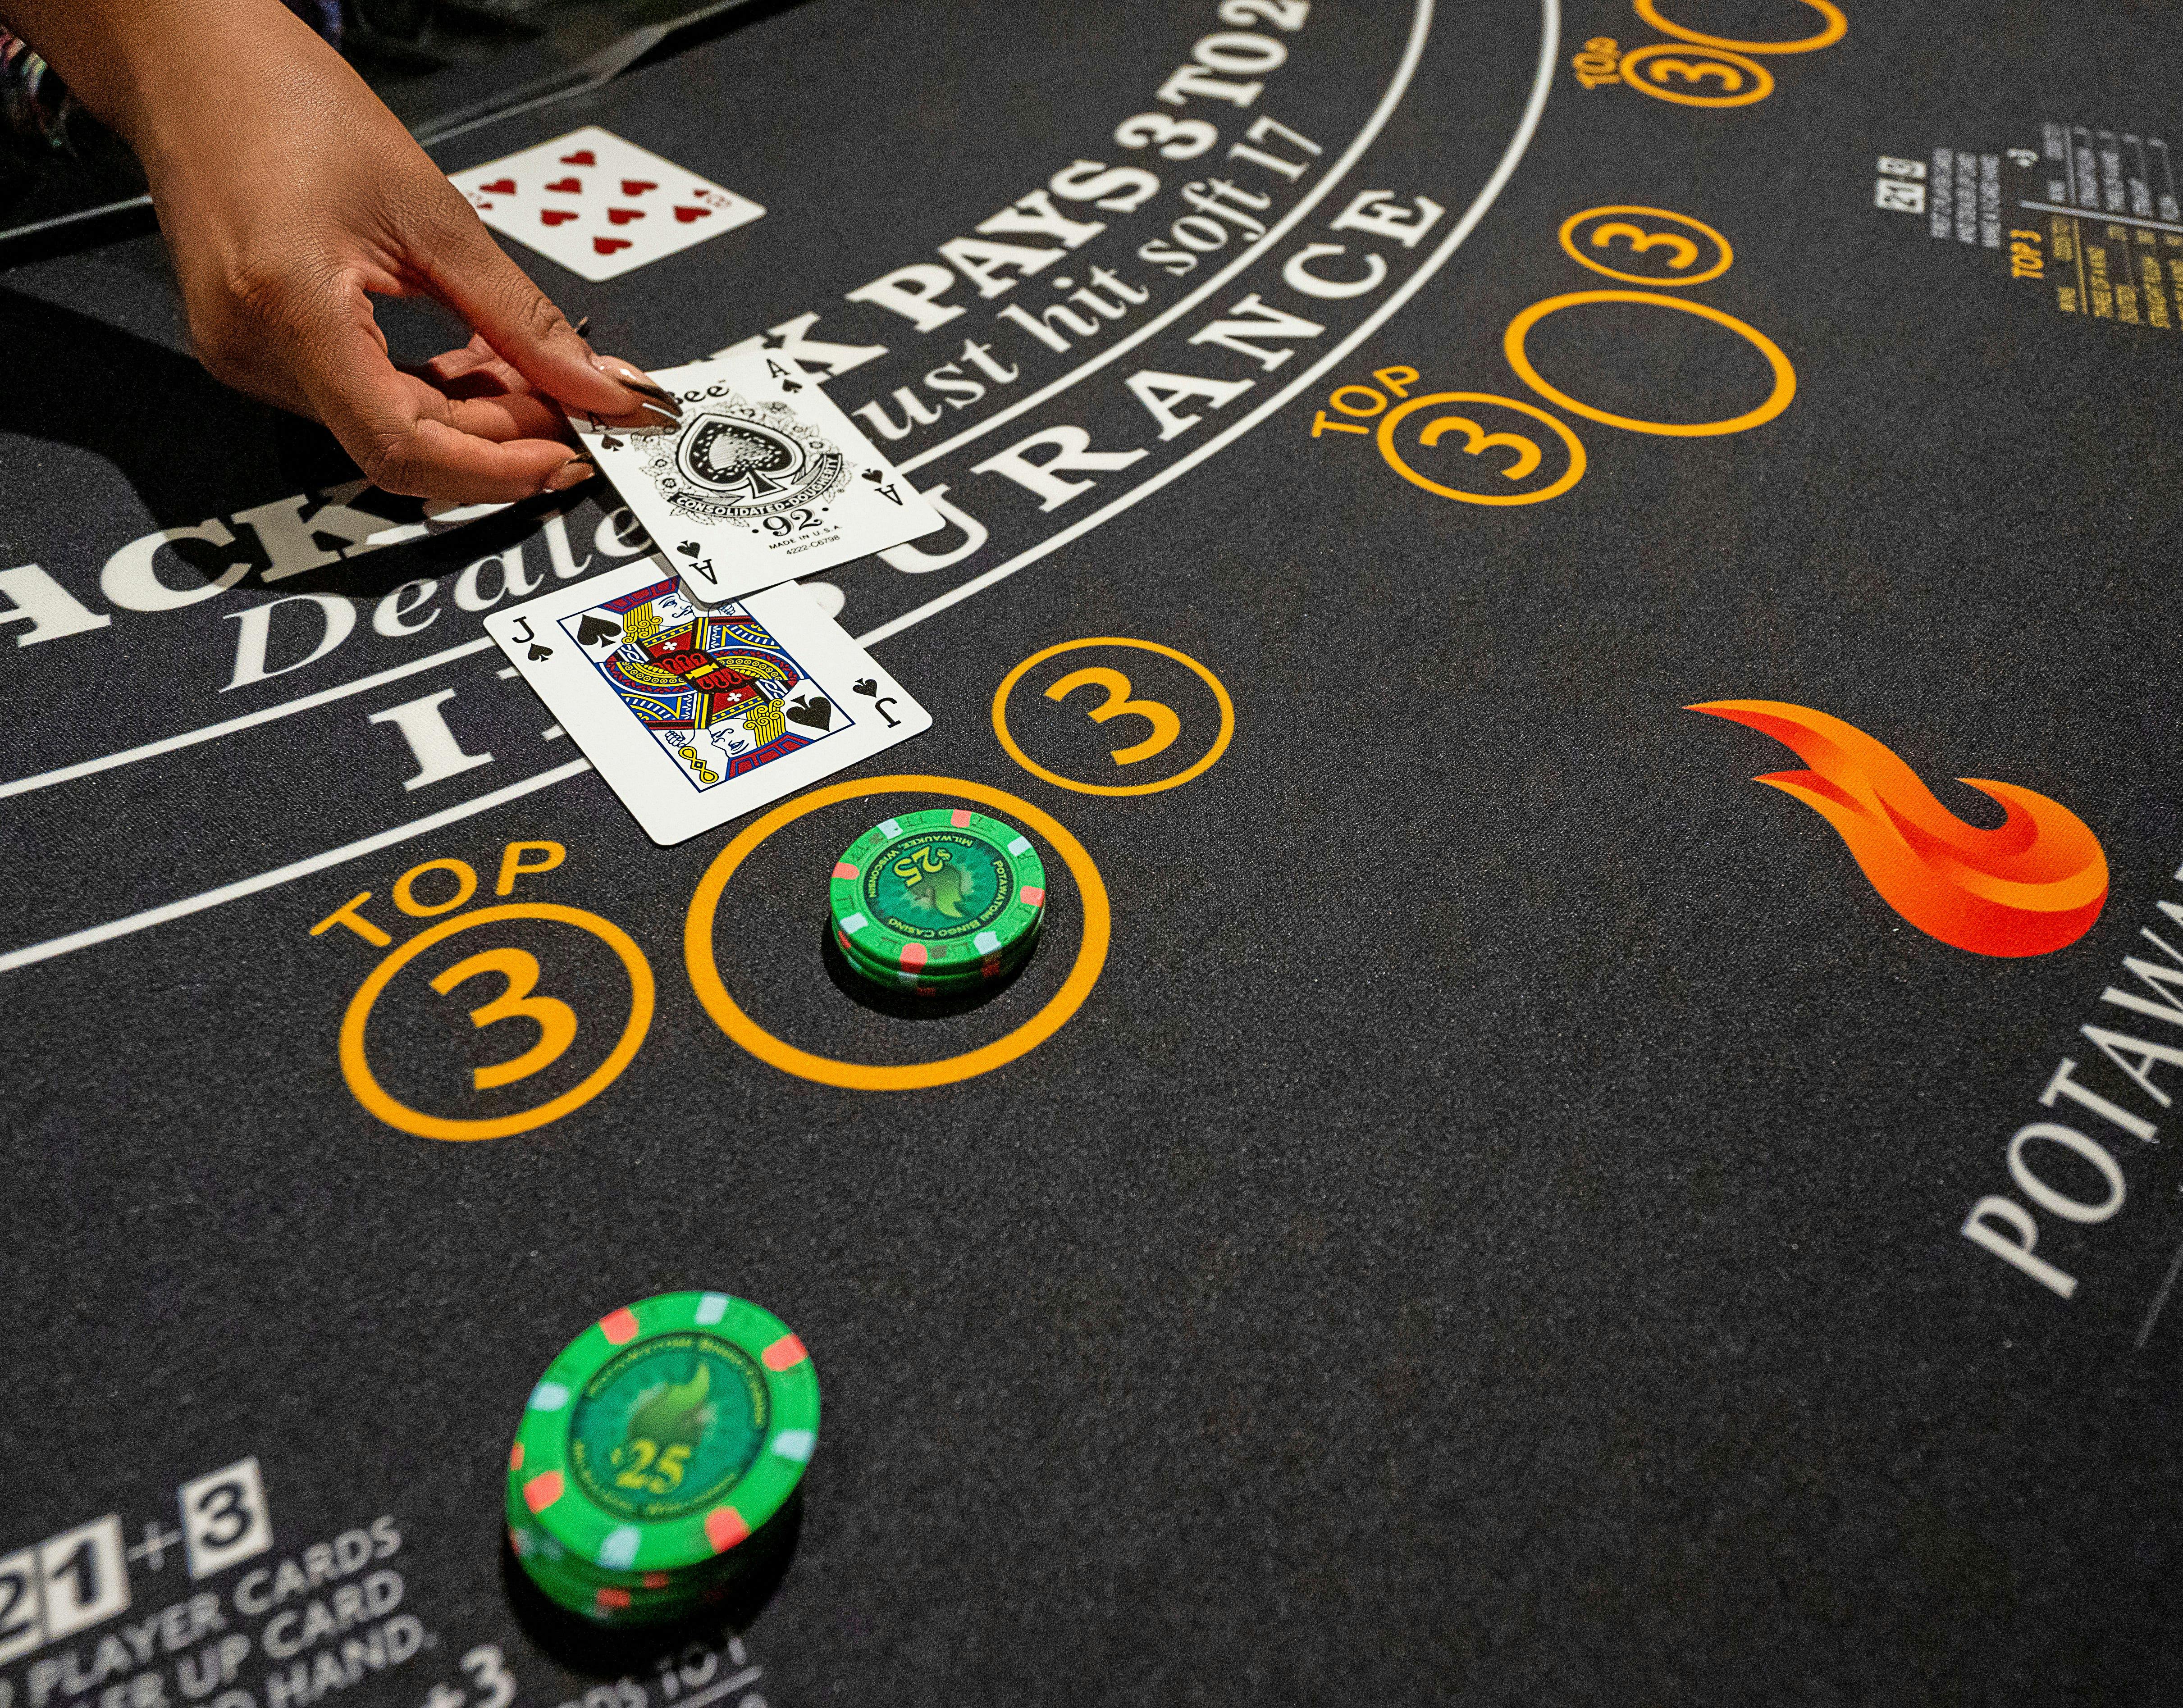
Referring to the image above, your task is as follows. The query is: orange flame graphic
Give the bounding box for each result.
[1689,700,2108,957]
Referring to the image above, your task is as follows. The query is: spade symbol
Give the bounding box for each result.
[786,694,834,732]
[851,680,900,727]
[576,613,621,647]
[600,433,625,451]
[860,468,883,483]
[679,540,704,557]
[528,643,553,661]
[780,378,804,392]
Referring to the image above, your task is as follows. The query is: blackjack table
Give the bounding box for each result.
[5,0,2183,1698]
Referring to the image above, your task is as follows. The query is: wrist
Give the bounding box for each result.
[6,0,328,156]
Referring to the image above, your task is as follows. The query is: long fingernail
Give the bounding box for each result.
[544,458,597,492]
[589,353,678,405]
[572,315,592,340]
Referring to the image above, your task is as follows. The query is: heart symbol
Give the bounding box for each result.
[576,614,621,646]
[674,205,713,223]
[621,179,658,196]
[480,177,516,194]
[607,207,646,225]
[560,149,597,166]
[545,176,582,194]
[594,237,632,255]
[852,678,878,697]
[786,695,834,732]
[540,209,577,226]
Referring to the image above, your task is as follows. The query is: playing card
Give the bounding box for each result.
[484,560,929,846]
[449,126,764,282]
[572,348,948,602]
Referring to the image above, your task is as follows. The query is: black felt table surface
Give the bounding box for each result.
[5,0,2183,1700]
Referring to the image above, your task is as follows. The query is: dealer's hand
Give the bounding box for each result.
[0,0,673,502]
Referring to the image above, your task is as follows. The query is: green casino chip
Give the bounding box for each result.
[508,1291,819,1578]
[504,1485,692,1598]
[840,934,1037,991]
[504,1515,710,1614]
[834,929,1039,994]
[518,1562,715,1626]
[829,808,1047,975]
[834,915,1040,997]
[507,1521,709,1624]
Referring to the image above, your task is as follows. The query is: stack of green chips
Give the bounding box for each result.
[828,807,1048,997]
[505,1291,819,1627]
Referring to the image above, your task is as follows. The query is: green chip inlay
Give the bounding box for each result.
[507,1291,820,1585]
[567,1332,768,1523]
[828,807,1047,975]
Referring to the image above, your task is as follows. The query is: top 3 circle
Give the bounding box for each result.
[1558,205,1734,287]
[1632,0,1848,53]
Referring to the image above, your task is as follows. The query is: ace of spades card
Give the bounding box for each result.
[448,127,764,282]
[484,560,929,845]
[574,348,948,603]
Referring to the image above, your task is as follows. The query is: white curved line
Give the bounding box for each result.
[0,760,594,974]
[0,638,497,800]
[859,0,1562,648]
[895,0,1438,476]
[0,4,1554,973]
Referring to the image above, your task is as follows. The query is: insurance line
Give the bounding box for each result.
[0,8,1422,806]
[0,0,1534,972]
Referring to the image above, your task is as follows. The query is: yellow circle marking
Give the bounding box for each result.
[1558,205,1734,286]
[1634,0,1846,53]
[993,638,1235,797]
[341,903,654,1142]
[1620,42,1774,106]
[1504,291,1796,437]
[684,776,1108,1091]
[1376,392,1586,506]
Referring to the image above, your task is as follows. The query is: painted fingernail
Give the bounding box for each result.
[589,353,678,405]
[544,458,597,492]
